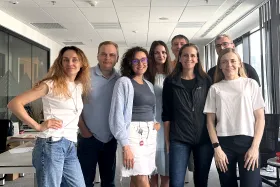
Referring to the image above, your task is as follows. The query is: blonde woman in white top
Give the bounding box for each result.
[204,48,265,187]
[8,46,90,187]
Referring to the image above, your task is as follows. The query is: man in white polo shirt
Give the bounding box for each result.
[77,41,120,187]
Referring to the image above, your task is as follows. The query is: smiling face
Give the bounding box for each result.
[154,45,167,65]
[179,46,198,71]
[131,51,148,76]
[219,52,241,80]
[215,36,235,55]
[62,50,82,80]
[171,38,188,58]
[97,44,118,71]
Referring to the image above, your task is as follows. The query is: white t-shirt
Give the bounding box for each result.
[37,80,83,142]
[203,77,265,137]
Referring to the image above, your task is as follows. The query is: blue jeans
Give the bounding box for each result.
[77,134,117,187]
[32,137,85,187]
[169,140,213,187]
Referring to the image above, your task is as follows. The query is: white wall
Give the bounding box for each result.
[0,10,62,64]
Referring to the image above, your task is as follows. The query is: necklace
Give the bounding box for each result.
[71,85,78,114]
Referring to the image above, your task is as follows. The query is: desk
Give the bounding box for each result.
[7,132,38,144]
[0,142,36,186]
[264,157,280,187]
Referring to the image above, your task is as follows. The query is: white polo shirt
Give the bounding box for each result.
[204,77,265,137]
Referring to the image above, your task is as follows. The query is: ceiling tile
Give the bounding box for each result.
[81,8,118,22]
[151,0,189,7]
[123,32,147,47]
[0,0,38,7]
[97,29,125,42]
[1,7,55,23]
[180,6,219,22]
[61,23,95,35]
[116,7,150,22]
[120,22,148,34]
[148,22,177,43]
[42,7,88,23]
[34,0,76,8]
[77,32,103,47]
[169,28,200,42]
[74,0,114,8]
[150,7,184,22]
[113,0,150,7]
[187,0,226,6]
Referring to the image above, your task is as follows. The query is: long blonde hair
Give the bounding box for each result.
[214,48,247,83]
[36,46,90,98]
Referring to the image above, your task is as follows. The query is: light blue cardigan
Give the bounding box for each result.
[109,76,156,147]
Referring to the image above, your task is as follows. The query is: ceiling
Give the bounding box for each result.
[0,0,266,48]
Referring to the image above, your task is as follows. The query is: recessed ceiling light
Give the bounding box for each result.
[9,0,19,5]
[159,17,168,21]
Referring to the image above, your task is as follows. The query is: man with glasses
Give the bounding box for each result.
[207,34,260,85]
[171,34,189,68]
[77,41,120,187]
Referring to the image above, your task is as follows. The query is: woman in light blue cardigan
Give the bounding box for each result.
[109,46,160,187]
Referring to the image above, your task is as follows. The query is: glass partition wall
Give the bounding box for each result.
[0,26,50,123]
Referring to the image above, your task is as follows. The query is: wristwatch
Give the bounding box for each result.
[212,142,220,148]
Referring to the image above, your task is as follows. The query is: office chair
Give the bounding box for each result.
[260,114,280,186]
[0,119,12,154]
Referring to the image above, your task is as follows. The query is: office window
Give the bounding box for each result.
[249,30,262,83]
[235,43,244,62]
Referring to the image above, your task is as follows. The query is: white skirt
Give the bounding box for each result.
[118,121,157,177]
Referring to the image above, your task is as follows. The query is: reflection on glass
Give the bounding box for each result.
[32,46,48,84]
[0,31,9,119]
[0,30,49,122]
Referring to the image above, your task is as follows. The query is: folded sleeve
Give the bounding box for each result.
[250,79,265,111]
[203,85,217,114]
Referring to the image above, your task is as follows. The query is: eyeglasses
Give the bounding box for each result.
[215,42,233,48]
[131,57,148,65]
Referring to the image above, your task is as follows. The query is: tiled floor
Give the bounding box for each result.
[3,159,279,187]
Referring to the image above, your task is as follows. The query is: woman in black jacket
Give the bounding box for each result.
[162,43,213,187]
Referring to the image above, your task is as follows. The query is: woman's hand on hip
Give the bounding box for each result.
[38,118,62,132]
[214,147,229,173]
[244,146,259,171]
[122,145,134,170]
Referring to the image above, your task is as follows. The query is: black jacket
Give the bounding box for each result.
[162,73,211,145]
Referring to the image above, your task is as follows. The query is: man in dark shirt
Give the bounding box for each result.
[208,34,260,85]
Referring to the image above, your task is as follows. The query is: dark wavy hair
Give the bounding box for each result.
[146,41,173,84]
[170,43,209,79]
[120,46,150,78]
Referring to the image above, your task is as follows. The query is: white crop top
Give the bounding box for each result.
[37,80,83,142]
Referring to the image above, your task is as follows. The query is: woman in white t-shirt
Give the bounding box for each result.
[8,46,90,187]
[204,48,265,187]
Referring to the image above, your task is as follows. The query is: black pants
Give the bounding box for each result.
[218,136,262,187]
[77,134,117,187]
